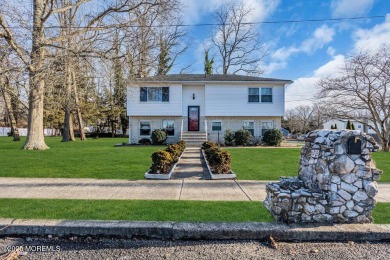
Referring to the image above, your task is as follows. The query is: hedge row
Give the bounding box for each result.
[150,140,186,174]
[202,141,231,174]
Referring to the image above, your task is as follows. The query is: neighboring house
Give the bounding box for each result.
[323,119,376,134]
[126,74,292,145]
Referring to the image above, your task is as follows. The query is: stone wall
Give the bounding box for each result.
[264,130,383,224]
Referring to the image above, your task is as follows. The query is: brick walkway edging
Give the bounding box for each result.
[1,218,389,242]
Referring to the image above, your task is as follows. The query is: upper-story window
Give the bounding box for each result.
[261,88,272,102]
[140,87,169,102]
[248,87,272,103]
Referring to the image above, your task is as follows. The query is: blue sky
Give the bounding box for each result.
[173,0,390,109]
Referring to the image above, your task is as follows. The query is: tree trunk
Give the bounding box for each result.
[380,136,389,152]
[62,62,72,142]
[72,70,86,140]
[69,112,75,141]
[0,77,20,141]
[22,0,49,150]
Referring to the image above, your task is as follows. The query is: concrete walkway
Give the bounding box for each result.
[171,148,209,179]
[0,177,389,202]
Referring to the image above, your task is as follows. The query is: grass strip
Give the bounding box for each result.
[0,199,273,222]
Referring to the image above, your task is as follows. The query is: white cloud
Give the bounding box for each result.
[354,14,390,51]
[285,55,345,110]
[327,46,336,56]
[272,25,335,61]
[331,0,375,17]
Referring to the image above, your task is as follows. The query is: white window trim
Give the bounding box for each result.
[247,87,273,103]
[243,120,255,135]
[261,120,274,136]
[139,121,151,136]
[260,87,273,103]
[162,119,175,136]
[211,121,222,132]
[140,87,169,103]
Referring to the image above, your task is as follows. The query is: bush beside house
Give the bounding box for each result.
[262,129,283,146]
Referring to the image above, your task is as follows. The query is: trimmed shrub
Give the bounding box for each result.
[234,129,252,146]
[262,129,283,146]
[151,129,167,145]
[150,150,173,173]
[138,138,152,145]
[202,141,231,174]
[202,141,218,150]
[224,129,235,146]
[166,144,182,163]
[177,140,186,150]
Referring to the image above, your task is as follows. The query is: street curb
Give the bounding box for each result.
[1,219,390,242]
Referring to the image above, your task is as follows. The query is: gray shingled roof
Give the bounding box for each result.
[133,74,292,83]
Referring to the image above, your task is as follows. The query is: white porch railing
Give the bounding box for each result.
[205,119,208,141]
[180,118,184,140]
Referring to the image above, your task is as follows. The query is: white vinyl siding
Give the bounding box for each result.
[205,84,284,116]
[127,84,182,116]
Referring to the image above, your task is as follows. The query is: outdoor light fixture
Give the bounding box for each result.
[192,93,195,100]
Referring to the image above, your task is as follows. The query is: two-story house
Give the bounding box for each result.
[127,74,292,145]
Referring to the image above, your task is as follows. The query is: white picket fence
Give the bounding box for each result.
[0,127,56,137]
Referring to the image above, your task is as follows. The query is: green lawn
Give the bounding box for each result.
[227,148,301,180]
[0,137,389,181]
[0,199,272,222]
[227,148,390,182]
[0,137,160,179]
[0,198,387,224]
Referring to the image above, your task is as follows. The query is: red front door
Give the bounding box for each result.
[188,106,199,131]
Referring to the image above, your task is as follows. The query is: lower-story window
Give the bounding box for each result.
[140,121,151,136]
[243,121,254,136]
[163,120,175,136]
[261,121,273,136]
[212,121,222,131]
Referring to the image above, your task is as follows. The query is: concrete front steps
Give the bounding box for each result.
[180,131,207,147]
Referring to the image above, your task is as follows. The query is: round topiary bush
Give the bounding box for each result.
[262,129,283,146]
[151,129,167,145]
[234,129,252,146]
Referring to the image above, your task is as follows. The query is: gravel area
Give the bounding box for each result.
[1,237,389,260]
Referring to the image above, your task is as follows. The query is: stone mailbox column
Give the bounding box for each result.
[264,130,383,224]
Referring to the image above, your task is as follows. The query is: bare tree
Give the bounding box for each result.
[0,0,160,149]
[212,1,266,75]
[317,46,390,152]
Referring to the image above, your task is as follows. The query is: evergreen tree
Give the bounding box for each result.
[351,123,355,130]
[346,120,351,129]
[330,124,334,129]
[334,123,338,129]
[204,50,214,75]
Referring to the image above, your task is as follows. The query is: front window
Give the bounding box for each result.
[243,121,254,136]
[261,88,272,103]
[261,121,273,136]
[140,87,169,102]
[212,121,222,131]
[163,120,175,136]
[248,88,259,102]
[140,121,151,136]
